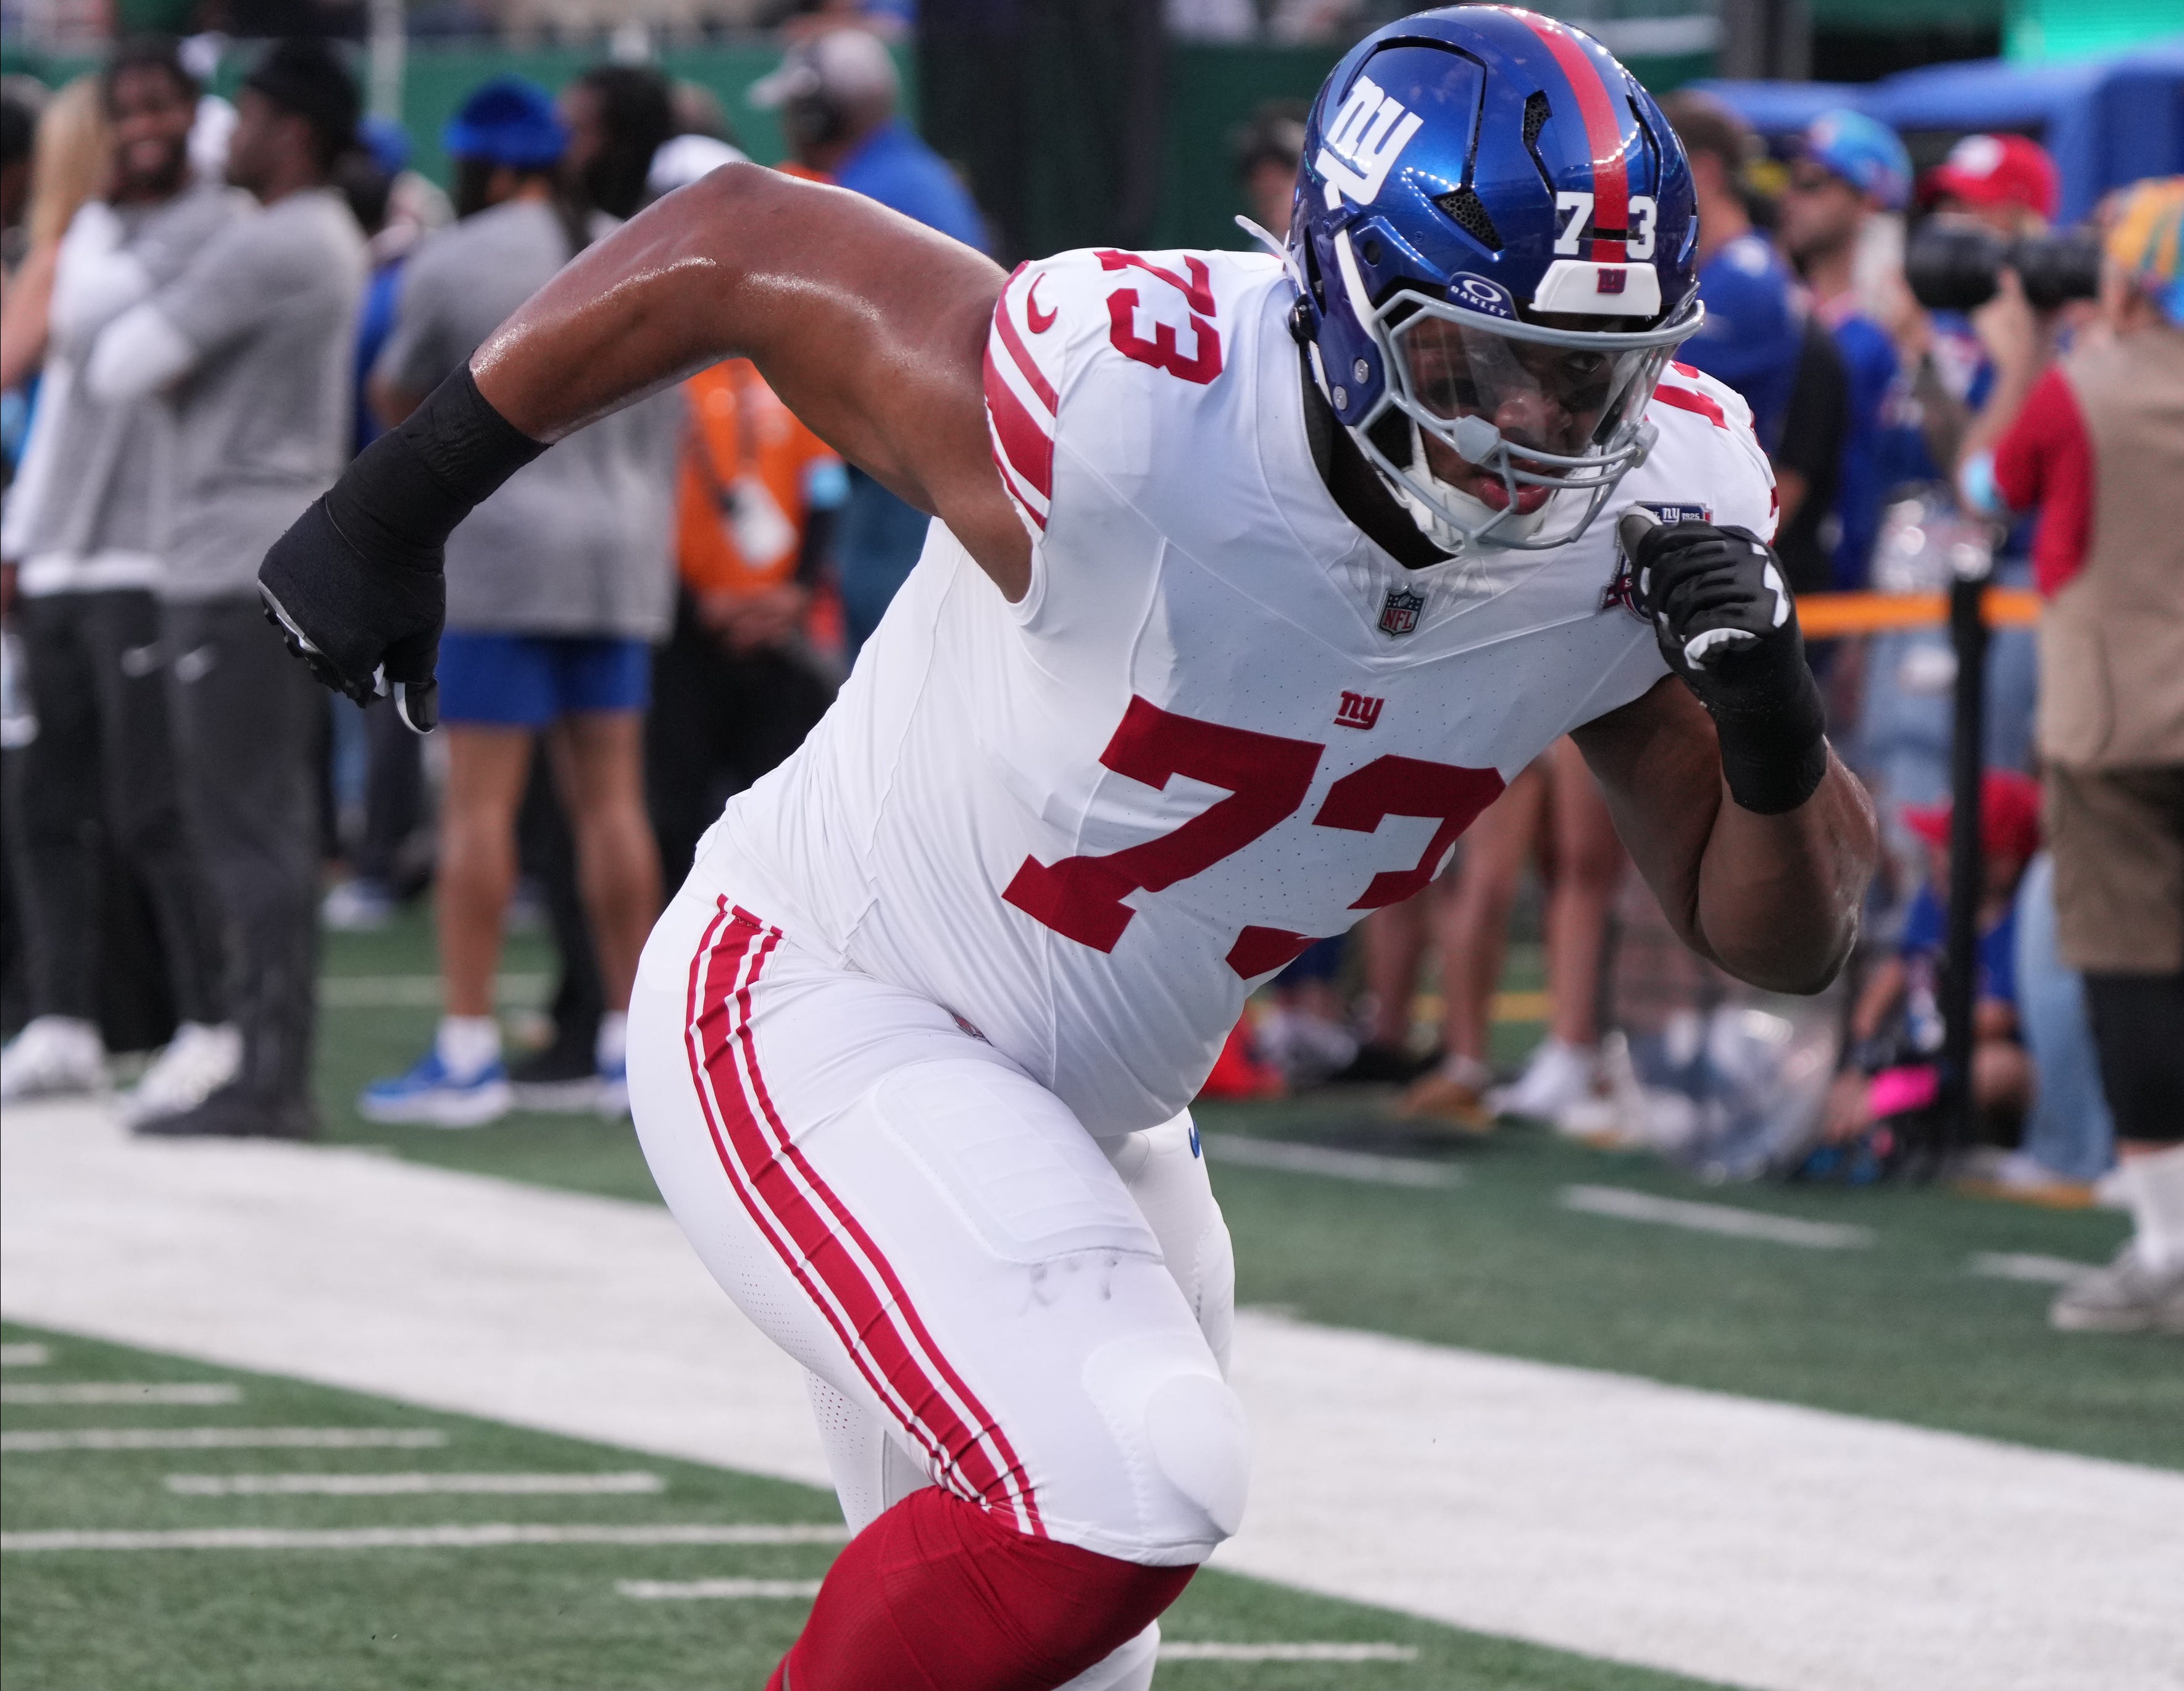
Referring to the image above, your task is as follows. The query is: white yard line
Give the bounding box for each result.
[1559,1184,1876,1249]
[319,974,549,1011]
[6,1096,2180,1691]
[1159,1643,1418,1663]
[2,1427,444,1453]
[1,1382,239,1405]
[0,1523,848,1553]
[165,1471,664,1497]
[1968,1252,2101,1285]
[0,1343,52,1366]
[618,1578,823,1600]
[1200,1134,1461,1188]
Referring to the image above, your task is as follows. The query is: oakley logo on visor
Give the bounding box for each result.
[1317,75,1423,206]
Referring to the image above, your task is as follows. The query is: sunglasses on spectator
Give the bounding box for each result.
[1785,164,1848,196]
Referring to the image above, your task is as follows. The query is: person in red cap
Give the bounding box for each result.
[1924,133,2060,238]
[1823,770,2041,1146]
[1890,135,2064,487]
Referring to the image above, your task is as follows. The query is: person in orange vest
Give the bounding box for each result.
[646,349,847,889]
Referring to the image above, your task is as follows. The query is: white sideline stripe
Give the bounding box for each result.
[1202,1134,1460,1189]
[1159,1643,1417,1663]
[0,1522,848,1553]
[0,1343,52,1366]
[319,973,548,1010]
[1,1426,444,1453]
[7,1097,2182,1691]
[617,1578,822,1600]
[1559,1184,1875,1249]
[166,1470,664,1497]
[1969,1251,2099,1286]
[1,1382,239,1405]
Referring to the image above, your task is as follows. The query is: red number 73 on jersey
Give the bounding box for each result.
[1003,696,1504,978]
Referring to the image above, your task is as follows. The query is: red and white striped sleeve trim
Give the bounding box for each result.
[1653,361,1779,540]
[985,264,1062,537]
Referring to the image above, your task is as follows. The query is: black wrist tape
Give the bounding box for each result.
[325,364,546,572]
[1706,654,1828,816]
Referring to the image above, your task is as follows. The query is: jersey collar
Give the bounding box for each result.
[1296,346,1452,574]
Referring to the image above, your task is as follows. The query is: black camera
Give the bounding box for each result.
[1905,221,2104,314]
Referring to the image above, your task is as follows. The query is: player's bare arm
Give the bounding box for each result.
[475,164,1029,593]
[1577,675,1875,994]
[257,164,1023,730]
[1571,511,1875,994]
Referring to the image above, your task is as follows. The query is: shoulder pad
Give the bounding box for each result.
[1649,361,1779,541]
[984,249,1278,537]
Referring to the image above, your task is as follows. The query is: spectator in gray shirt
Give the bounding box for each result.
[0,39,241,1121]
[357,77,678,1130]
[87,39,367,1139]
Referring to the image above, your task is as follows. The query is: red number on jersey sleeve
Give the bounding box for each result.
[1312,755,1507,910]
[1098,251,1223,385]
[1004,697,1323,952]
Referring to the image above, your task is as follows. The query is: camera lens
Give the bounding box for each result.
[1905,222,2006,314]
[2009,231,2103,312]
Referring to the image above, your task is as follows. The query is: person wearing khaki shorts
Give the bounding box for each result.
[1975,178,2184,1333]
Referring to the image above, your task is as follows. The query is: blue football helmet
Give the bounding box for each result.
[1283,6,1703,554]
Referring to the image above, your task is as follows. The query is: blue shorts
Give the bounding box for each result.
[437,633,651,728]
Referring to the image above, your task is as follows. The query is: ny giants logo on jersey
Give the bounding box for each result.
[1378,587,1425,637]
[1334,691,1384,731]
[1601,502,1711,617]
[1315,74,1423,206]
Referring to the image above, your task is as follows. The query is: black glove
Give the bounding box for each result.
[1621,511,1828,816]
[260,492,446,731]
[259,365,545,734]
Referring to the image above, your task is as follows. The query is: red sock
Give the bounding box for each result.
[774,1488,1194,1691]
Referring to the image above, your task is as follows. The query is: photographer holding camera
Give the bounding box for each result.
[1901,136,2103,486]
[1959,177,2184,1334]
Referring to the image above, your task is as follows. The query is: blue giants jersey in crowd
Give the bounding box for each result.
[1825,307,1899,589]
[833,120,986,253]
[1678,233,1801,454]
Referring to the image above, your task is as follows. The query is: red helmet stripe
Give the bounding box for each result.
[1520,15,1630,262]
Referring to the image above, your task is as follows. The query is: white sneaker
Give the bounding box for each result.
[322,879,396,932]
[1491,1038,1601,1122]
[1257,1008,1359,1088]
[0,1016,108,1102]
[125,1022,243,1125]
[2049,1242,2184,1334]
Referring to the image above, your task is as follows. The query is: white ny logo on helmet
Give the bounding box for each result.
[1317,75,1423,207]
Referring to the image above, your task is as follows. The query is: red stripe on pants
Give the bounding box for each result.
[682,901,1044,1534]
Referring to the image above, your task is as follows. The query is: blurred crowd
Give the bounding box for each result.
[0,30,2178,1323]
[0,25,977,1138]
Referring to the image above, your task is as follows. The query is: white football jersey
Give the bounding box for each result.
[696,249,1773,1135]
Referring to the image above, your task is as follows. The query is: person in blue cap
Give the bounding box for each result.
[1780,108,1914,590]
[355,75,682,1128]
[440,75,571,223]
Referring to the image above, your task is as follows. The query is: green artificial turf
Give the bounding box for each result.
[307,904,2177,1472]
[1,1323,1730,1691]
[1194,1097,2173,1469]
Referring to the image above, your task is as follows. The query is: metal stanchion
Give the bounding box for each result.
[1940,541,1994,1166]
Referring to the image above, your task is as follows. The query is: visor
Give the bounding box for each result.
[1356,286,1699,550]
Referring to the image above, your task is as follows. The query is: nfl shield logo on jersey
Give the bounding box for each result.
[1601,501,1711,616]
[1378,587,1425,637]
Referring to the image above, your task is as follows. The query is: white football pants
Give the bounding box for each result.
[628,883,1245,1685]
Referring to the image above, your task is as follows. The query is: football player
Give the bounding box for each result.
[257,10,1877,1687]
